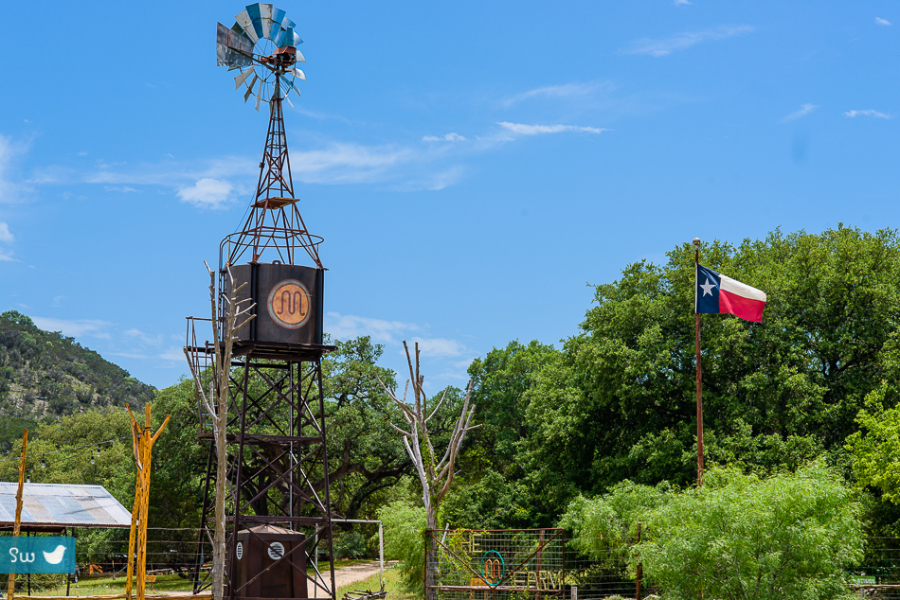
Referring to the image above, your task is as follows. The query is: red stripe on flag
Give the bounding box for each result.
[719,289,765,323]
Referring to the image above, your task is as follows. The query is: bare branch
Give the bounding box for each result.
[425,387,449,423]
[387,422,413,438]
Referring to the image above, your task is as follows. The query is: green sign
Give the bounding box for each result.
[0,537,76,574]
[849,576,876,585]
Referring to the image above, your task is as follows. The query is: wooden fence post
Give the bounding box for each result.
[6,430,27,600]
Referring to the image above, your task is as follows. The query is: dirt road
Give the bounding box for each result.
[331,560,395,592]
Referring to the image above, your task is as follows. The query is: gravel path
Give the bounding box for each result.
[331,561,395,592]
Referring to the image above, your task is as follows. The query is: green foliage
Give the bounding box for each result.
[848,401,900,503]
[466,340,558,475]
[564,464,862,600]
[441,471,533,529]
[0,310,155,421]
[377,500,426,594]
[560,480,673,566]
[322,336,410,519]
[638,463,863,600]
[516,227,900,513]
[1,311,35,328]
[334,531,368,560]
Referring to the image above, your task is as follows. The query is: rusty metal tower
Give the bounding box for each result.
[186,4,336,600]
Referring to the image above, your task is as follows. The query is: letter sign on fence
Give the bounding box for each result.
[0,537,76,574]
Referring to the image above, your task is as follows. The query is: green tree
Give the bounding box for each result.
[846,334,900,504]
[377,499,427,593]
[519,227,900,511]
[638,463,862,600]
[465,340,558,474]
[560,479,673,567]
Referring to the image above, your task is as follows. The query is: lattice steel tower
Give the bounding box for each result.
[186,4,336,600]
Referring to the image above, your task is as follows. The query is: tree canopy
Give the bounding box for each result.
[508,227,900,515]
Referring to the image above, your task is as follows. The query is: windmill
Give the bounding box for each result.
[187,5,337,600]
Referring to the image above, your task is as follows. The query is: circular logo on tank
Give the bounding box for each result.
[268,279,311,329]
[236,542,243,560]
[267,542,285,561]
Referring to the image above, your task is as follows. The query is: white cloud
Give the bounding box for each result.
[876,17,892,26]
[176,178,235,209]
[502,82,604,107]
[780,103,820,123]
[31,317,112,338]
[36,111,608,198]
[393,166,466,192]
[0,250,13,262]
[158,347,185,361]
[674,0,692,5]
[291,143,418,184]
[325,312,419,345]
[422,133,467,142]
[109,352,150,360]
[624,25,754,57]
[0,135,31,204]
[498,122,608,136]
[844,109,893,119]
[125,328,165,346]
[0,222,13,244]
[410,337,467,358]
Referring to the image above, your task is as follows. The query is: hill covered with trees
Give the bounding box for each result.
[0,310,155,450]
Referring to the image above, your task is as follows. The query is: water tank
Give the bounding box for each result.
[227,263,324,346]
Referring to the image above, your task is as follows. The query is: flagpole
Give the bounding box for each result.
[693,237,704,487]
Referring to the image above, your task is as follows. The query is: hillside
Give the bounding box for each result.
[0,310,155,449]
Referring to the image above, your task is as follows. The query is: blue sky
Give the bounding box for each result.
[0,1,897,391]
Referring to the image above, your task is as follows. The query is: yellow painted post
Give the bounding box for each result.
[6,430,27,600]
[126,414,142,600]
[125,405,169,600]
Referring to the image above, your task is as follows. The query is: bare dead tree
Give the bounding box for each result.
[184,262,255,600]
[376,340,479,594]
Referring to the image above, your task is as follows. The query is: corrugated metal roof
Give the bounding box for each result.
[0,483,131,529]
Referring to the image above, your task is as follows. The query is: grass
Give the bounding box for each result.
[336,565,418,600]
[36,573,195,596]
[26,560,394,597]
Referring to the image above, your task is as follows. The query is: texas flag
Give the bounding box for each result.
[696,264,767,323]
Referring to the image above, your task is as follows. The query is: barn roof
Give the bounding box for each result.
[0,483,131,531]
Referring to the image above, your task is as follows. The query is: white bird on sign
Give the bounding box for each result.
[43,545,67,565]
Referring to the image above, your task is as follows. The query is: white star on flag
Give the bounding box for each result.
[700,278,716,297]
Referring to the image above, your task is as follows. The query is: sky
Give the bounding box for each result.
[0,1,898,392]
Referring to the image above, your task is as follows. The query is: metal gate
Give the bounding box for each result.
[427,529,565,600]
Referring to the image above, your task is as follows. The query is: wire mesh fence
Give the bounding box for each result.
[427,529,565,600]
[564,542,640,600]
[428,532,900,600]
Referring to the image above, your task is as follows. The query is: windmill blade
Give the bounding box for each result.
[280,75,301,99]
[269,7,287,41]
[293,31,303,47]
[272,26,288,47]
[243,73,259,102]
[255,86,262,111]
[273,19,295,47]
[293,68,305,81]
[234,68,254,89]
[257,4,273,40]
[245,4,266,41]
[295,48,305,63]
[285,94,294,108]
[234,8,259,44]
[217,22,253,67]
